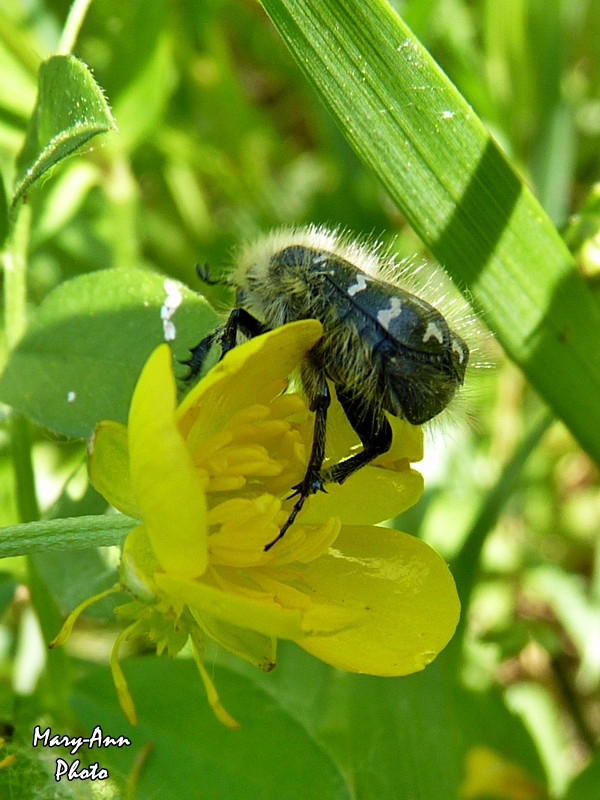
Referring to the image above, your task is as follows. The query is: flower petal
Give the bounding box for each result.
[294,525,460,675]
[460,746,544,800]
[324,398,424,465]
[376,415,424,465]
[302,398,424,524]
[302,464,424,525]
[154,571,306,640]
[177,320,323,449]
[88,420,140,518]
[128,345,208,578]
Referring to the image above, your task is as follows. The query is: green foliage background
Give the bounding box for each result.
[0,0,599,798]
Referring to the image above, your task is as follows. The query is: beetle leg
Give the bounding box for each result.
[264,374,330,551]
[322,387,392,485]
[186,308,270,378]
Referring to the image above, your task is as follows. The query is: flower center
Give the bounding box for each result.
[190,394,338,565]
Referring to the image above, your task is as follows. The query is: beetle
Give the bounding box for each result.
[188,226,471,549]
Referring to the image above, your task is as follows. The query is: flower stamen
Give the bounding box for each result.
[189,629,239,729]
[110,624,138,726]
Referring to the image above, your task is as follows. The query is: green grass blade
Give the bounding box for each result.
[260,0,600,465]
[452,411,554,616]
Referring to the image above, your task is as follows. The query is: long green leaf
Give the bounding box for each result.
[260,0,600,465]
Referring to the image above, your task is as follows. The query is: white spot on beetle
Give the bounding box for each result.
[347,273,369,296]
[423,322,444,345]
[377,297,403,329]
[67,391,76,403]
[161,279,183,342]
[452,337,467,363]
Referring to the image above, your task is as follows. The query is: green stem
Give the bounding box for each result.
[2,204,29,348]
[0,514,136,558]
[10,415,40,523]
[58,0,95,55]
[452,411,554,620]
[2,207,38,524]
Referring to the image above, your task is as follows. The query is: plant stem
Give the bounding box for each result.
[10,415,39,523]
[2,205,29,349]
[452,411,554,616]
[0,514,135,558]
[2,207,39,524]
[58,0,95,55]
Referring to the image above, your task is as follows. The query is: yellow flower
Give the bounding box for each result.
[52,319,460,727]
[460,746,546,800]
[0,737,16,770]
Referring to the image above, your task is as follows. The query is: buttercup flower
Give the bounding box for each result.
[52,319,460,727]
[0,737,16,770]
[460,746,545,800]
